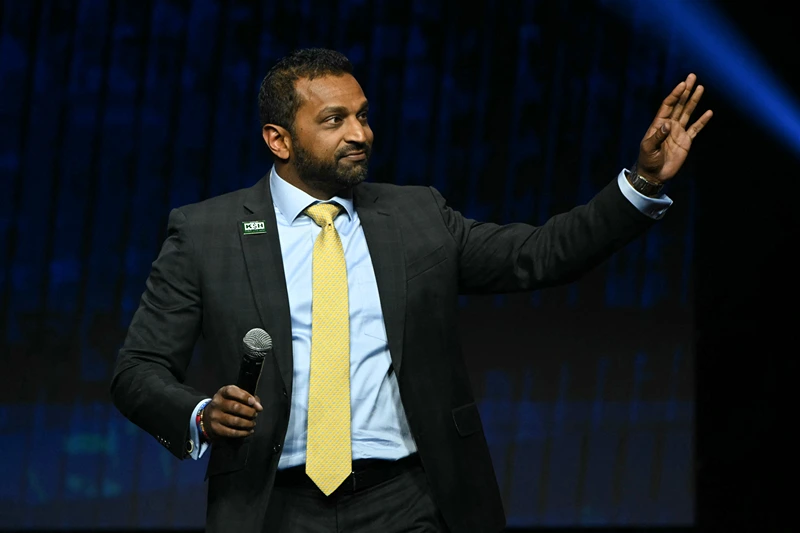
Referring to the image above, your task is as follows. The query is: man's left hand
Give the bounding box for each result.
[637,73,713,183]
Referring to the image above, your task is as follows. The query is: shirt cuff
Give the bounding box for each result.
[188,398,212,460]
[617,169,672,220]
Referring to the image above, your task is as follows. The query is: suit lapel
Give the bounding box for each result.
[240,176,294,398]
[355,184,407,375]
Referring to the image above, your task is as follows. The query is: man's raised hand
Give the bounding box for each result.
[637,73,713,183]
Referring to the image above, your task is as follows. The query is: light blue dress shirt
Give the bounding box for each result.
[188,168,671,461]
[189,166,418,464]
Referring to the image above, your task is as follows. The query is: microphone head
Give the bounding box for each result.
[243,328,272,357]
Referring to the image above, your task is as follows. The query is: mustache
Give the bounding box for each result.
[336,144,371,159]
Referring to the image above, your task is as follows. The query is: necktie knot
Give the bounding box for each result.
[305,203,342,228]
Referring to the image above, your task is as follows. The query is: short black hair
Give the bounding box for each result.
[258,48,354,134]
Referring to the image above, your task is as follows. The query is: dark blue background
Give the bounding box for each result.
[1,0,698,528]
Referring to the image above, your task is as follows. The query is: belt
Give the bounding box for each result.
[274,453,421,495]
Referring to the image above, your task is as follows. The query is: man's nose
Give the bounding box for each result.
[343,117,367,144]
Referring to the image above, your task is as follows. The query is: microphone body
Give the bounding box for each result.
[237,328,273,395]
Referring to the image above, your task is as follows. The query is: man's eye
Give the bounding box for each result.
[326,116,342,124]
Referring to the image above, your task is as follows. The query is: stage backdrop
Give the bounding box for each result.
[0,0,693,528]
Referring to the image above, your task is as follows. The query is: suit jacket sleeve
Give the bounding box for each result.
[110,207,207,459]
[431,179,658,294]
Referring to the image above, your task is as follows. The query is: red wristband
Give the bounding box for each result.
[196,404,210,443]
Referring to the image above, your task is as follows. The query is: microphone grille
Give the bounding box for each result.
[243,328,272,353]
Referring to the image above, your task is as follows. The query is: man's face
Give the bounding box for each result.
[289,74,373,192]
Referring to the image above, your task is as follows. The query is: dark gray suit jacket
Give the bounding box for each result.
[110,174,656,532]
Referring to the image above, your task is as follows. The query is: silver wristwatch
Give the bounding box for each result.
[626,164,664,197]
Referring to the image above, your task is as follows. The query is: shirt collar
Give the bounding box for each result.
[269,166,355,224]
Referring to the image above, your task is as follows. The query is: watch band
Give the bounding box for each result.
[626,164,664,197]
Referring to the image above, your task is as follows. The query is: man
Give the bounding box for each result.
[110,48,711,532]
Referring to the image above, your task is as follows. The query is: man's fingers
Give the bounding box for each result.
[208,387,263,441]
[687,109,713,139]
[670,73,696,120]
[220,385,261,410]
[216,412,257,431]
[680,85,705,128]
[218,399,258,419]
[205,408,257,439]
[220,384,250,402]
[654,81,686,120]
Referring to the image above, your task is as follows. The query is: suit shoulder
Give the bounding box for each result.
[360,181,429,193]
[359,181,437,204]
[171,177,267,228]
[176,187,249,217]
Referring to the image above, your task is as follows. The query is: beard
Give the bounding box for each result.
[292,138,371,194]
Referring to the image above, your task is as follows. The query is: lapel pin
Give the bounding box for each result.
[241,221,267,235]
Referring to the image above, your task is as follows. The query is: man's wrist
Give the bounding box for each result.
[626,163,664,198]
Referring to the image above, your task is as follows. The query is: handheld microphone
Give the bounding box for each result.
[237,328,272,395]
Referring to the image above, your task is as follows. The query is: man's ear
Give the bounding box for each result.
[262,124,292,160]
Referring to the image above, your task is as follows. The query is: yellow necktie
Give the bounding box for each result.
[304,203,351,496]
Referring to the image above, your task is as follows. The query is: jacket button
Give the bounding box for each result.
[272,443,282,454]
[282,389,287,398]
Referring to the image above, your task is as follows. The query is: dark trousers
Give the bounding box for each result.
[263,462,449,532]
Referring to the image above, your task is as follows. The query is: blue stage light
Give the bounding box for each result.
[603,0,800,157]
